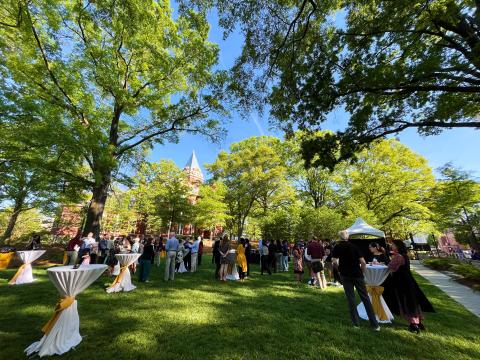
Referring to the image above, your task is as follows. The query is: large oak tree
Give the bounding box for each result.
[0,0,224,235]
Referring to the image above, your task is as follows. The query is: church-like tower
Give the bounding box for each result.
[183,150,204,200]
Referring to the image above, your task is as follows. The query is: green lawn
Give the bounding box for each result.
[1,257,479,360]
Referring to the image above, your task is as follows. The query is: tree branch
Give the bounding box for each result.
[26,6,89,125]
[114,107,207,156]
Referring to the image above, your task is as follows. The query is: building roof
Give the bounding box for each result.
[184,150,204,179]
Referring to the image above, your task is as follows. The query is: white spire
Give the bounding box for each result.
[185,150,201,171]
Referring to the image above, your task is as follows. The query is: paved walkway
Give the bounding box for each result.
[411,260,480,318]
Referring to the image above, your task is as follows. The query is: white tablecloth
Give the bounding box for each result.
[106,253,141,293]
[358,264,394,323]
[176,262,188,273]
[226,249,239,281]
[9,250,46,285]
[25,264,107,357]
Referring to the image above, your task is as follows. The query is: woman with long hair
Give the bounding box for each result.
[293,243,304,284]
[236,238,248,281]
[219,236,230,281]
[387,240,435,333]
[369,242,389,264]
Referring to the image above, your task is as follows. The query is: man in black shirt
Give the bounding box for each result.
[332,230,380,330]
[212,238,221,279]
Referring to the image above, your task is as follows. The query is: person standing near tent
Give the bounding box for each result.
[332,230,380,330]
[387,240,434,333]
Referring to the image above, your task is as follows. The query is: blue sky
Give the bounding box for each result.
[148,8,480,179]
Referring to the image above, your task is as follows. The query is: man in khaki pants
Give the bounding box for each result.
[164,232,179,281]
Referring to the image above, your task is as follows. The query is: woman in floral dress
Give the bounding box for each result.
[293,243,304,284]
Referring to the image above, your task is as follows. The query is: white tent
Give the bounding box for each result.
[346,218,385,238]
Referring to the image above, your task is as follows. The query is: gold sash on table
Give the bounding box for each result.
[41,296,76,334]
[107,265,128,289]
[8,264,27,285]
[366,285,388,321]
[62,251,68,265]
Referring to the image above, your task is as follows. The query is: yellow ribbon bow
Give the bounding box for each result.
[41,296,76,334]
[8,264,27,285]
[107,265,128,289]
[366,285,388,321]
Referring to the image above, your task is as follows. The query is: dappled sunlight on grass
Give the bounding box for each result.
[1,258,480,359]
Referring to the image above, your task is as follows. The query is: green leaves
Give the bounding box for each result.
[430,163,480,248]
[1,0,225,233]
[203,0,480,168]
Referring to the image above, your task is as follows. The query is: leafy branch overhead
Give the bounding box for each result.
[189,0,480,169]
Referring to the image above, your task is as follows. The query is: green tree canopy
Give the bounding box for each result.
[430,163,480,249]
[133,160,193,234]
[194,181,230,238]
[343,139,435,237]
[0,0,225,236]
[207,136,290,239]
[187,0,480,169]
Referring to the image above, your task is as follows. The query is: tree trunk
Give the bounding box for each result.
[1,194,26,242]
[83,180,110,237]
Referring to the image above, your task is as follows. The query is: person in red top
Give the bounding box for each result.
[66,234,83,265]
[307,237,327,290]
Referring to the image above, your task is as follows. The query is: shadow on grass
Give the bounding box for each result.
[1,259,480,360]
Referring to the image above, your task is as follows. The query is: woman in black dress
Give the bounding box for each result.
[386,240,435,333]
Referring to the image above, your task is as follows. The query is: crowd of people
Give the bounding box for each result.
[58,228,437,333]
[64,231,204,283]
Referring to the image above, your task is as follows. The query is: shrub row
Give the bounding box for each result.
[423,258,480,282]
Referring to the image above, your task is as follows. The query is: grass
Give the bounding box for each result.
[1,256,480,360]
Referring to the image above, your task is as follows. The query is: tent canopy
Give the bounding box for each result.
[346,218,385,239]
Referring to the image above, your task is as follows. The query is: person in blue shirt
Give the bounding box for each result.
[164,232,179,281]
[190,237,200,272]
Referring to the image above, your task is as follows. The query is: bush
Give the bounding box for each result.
[423,258,480,282]
[451,264,480,282]
[423,258,460,271]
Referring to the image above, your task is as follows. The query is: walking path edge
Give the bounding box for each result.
[410,260,480,318]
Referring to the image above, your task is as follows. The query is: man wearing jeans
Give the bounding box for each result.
[164,232,179,281]
[332,230,380,331]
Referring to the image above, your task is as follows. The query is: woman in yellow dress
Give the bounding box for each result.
[236,238,248,281]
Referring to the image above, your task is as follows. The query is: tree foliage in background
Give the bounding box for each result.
[194,181,230,239]
[185,0,480,169]
[284,131,341,209]
[344,139,435,237]
[102,188,138,235]
[207,136,290,239]
[0,0,225,236]
[133,160,193,234]
[0,208,46,243]
[430,163,480,249]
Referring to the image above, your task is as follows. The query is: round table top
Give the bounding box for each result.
[48,264,108,273]
[115,253,141,265]
[16,250,45,254]
[366,264,388,270]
